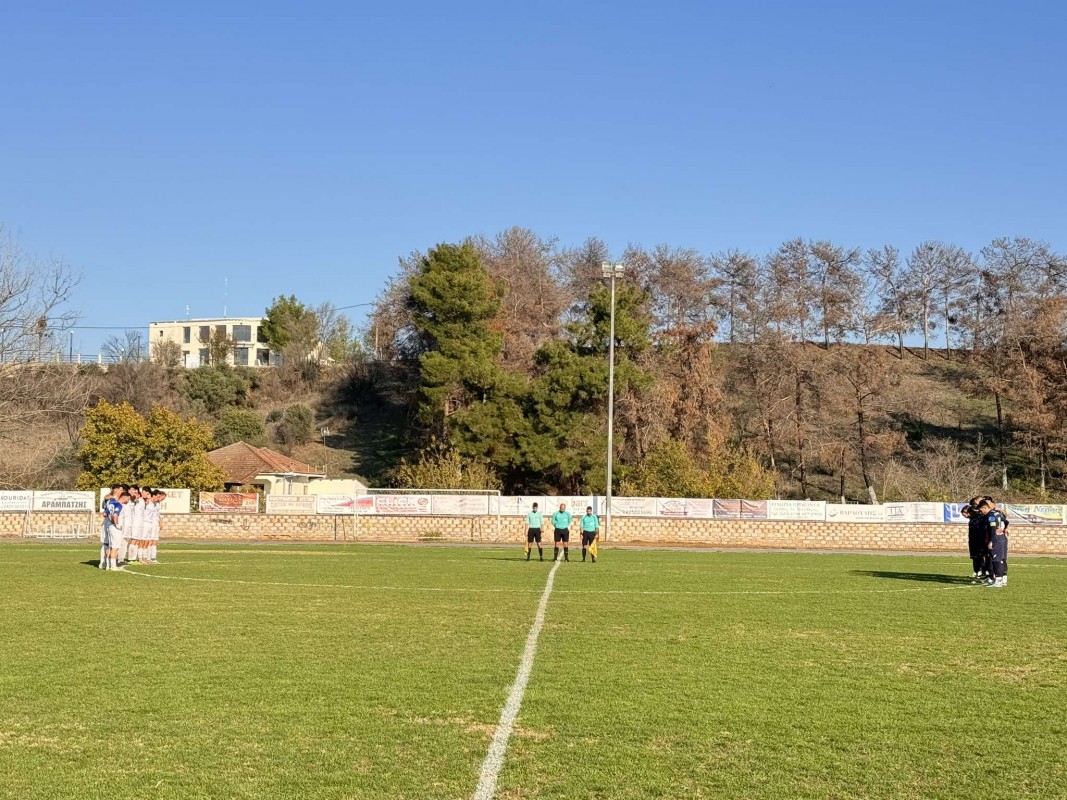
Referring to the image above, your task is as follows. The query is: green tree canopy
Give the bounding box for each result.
[408,242,504,429]
[214,408,267,448]
[76,400,226,492]
[262,294,317,352]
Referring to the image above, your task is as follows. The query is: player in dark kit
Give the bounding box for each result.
[961,496,990,583]
[981,497,1009,588]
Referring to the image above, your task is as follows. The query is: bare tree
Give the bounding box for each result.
[710,250,764,343]
[809,240,862,348]
[863,245,913,356]
[198,327,236,366]
[0,224,79,363]
[623,243,715,337]
[102,329,145,363]
[469,227,567,369]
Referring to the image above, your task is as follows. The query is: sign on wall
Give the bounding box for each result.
[767,500,826,521]
[609,497,658,517]
[373,495,433,515]
[432,495,490,516]
[824,504,886,523]
[32,491,96,512]
[266,494,317,515]
[199,493,259,514]
[884,503,945,523]
[1004,504,1065,525]
[0,491,33,512]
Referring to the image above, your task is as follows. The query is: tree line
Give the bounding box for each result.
[364,228,1067,501]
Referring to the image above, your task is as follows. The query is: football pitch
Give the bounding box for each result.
[1,543,1065,799]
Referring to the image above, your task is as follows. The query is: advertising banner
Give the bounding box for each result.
[767,500,826,521]
[492,496,549,517]
[824,504,886,523]
[1004,504,1065,525]
[0,491,33,512]
[314,494,358,515]
[943,503,969,524]
[609,497,658,517]
[159,489,191,514]
[885,502,945,523]
[712,499,741,519]
[652,498,714,518]
[266,494,317,515]
[32,491,95,512]
[740,500,768,520]
[199,493,259,514]
[432,494,491,516]
[373,494,433,515]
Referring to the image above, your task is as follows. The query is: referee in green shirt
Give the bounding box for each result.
[525,503,544,561]
[551,503,573,562]
[580,506,599,563]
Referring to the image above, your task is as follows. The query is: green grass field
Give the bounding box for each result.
[1,542,1065,799]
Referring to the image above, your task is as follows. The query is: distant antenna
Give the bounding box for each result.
[185,304,190,320]
[223,277,228,317]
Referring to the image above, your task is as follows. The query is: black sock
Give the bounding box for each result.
[553,547,558,561]
[564,548,569,561]
[582,546,587,561]
[538,546,543,559]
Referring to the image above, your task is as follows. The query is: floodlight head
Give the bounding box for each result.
[601,262,625,279]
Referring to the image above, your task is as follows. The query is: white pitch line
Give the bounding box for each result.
[472,558,561,800]
[118,568,990,596]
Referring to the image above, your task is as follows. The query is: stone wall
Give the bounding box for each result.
[3,512,1066,554]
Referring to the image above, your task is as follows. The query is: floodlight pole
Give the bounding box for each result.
[601,262,624,541]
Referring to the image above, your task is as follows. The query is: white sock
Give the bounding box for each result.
[100,545,107,567]
[150,544,157,561]
[128,543,137,561]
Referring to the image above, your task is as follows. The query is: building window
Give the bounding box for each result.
[199,348,210,366]
[257,326,268,343]
[182,350,189,367]
[233,324,252,342]
[199,326,210,342]
[215,324,226,338]
[256,349,270,366]
[183,327,191,344]
[234,347,249,366]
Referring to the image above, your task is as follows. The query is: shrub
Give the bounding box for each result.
[214,408,267,448]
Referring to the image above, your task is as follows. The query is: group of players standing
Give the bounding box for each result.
[98,484,165,571]
[523,502,600,562]
[961,496,1009,587]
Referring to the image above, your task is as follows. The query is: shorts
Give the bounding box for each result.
[581,530,597,546]
[526,528,542,543]
[553,528,569,543]
[106,530,124,549]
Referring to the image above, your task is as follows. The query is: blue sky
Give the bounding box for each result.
[2,1,1065,355]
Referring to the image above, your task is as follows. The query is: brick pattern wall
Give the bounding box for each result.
[3,513,1065,554]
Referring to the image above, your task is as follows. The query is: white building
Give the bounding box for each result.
[149,317,280,368]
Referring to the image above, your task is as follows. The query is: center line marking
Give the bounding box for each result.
[472,558,561,800]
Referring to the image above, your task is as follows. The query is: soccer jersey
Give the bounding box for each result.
[130,498,146,539]
[144,501,161,538]
[580,513,599,532]
[117,502,133,535]
[526,511,543,529]
[551,510,572,529]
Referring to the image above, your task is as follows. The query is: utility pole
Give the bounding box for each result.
[601,262,625,541]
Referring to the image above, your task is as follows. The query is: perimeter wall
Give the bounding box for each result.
[3,512,1065,554]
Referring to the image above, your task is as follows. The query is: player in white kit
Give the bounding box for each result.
[144,490,163,564]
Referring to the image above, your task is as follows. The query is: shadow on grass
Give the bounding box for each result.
[80,560,103,568]
[850,570,974,585]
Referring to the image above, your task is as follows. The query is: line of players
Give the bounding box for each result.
[523,502,600,562]
[960,495,1009,588]
[99,484,166,571]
